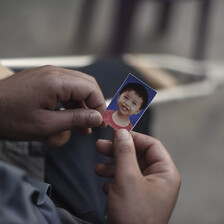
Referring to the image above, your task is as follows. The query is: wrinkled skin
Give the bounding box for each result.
[0,65,106,140]
[96,129,181,224]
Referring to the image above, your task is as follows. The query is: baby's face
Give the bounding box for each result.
[117,90,143,117]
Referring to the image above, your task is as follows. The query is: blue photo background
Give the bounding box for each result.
[107,73,157,127]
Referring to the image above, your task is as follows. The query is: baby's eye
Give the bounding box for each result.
[133,102,137,106]
[124,96,128,99]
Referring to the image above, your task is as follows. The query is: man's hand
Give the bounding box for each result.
[95,129,181,224]
[0,65,106,140]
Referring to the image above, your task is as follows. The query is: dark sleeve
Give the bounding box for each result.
[0,161,62,224]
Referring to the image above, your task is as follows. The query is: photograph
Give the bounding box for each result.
[102,73,157,131]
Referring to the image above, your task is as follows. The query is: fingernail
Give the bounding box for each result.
[100,121,108,128]
[116,129,130,141]
[90,111,102,125]
[88,128,92,135]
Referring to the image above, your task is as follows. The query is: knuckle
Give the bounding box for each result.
[87,75,98,89]
[151,138,165,151]
[89,75,96,83]
[167,169,182,189]
[69,111,87,129]
[77,71,96,83]
[41,65,55,71]
[39,66,55,79]
[41,66,62,88]
[69,112,80,128]
[41,65,59,78]
[153,138,162,147]
[46,68,57,78]
[116,143,132,154]
[174,170,182,186]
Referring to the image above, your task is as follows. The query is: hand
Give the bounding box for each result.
[0,65,106,140]
[95,129,181,224]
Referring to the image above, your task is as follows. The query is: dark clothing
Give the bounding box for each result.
[0,161,61,224]
[0,161,95,224]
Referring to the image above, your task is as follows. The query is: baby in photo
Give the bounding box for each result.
[103,74,157,131]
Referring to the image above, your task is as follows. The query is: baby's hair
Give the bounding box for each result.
[119,82,148,109]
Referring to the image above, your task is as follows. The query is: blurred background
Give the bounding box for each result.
[0,0,224,59]
[0,0,224,223]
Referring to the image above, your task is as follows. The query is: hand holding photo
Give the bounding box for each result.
[102,73,157,131]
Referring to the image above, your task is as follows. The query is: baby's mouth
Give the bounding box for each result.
[121,105,129,112]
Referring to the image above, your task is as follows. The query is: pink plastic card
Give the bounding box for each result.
[102,73,157,132]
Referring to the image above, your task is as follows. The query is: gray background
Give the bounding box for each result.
[0,1,224,223]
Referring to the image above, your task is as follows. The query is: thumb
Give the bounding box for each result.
[38,108,102,134]
[113,129,141,184]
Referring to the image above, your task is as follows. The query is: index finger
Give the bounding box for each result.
[55,70,106,114]
[72,74,106,114]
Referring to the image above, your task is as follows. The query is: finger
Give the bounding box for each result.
[96,139,113,157]
[95,163,115,178]
[43,130,71,147]
[102,182,113,195]
[63,101,97,135]
[79,128,91,135]
[54,103,93,136]
[55,71,106,114]
[34,108,102,135]
[99,121,107,128]
[80,101,107,128]
[113,129,141,183]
